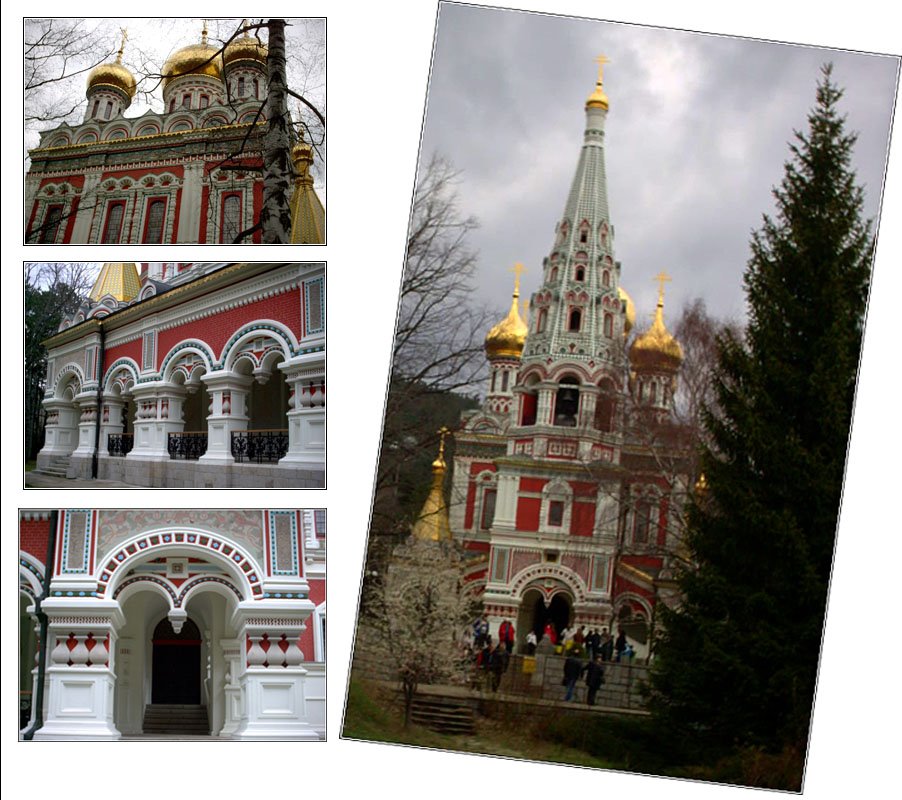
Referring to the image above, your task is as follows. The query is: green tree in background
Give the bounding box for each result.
[649,64,873,763]
[24,263,95,461]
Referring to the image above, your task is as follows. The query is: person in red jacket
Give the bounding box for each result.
[498,619,516,653]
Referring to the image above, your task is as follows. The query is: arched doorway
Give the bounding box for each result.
[151,617,201,704]
[518,587,573,645]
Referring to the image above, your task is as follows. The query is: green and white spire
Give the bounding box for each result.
[523,56,633,368]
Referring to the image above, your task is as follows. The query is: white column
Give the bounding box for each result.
[198,372,252,464]
[98,397,126,456]
[128,383,187,460]
[219,638,244,738]
[279,364,325,467]
[71,171,102,243]
[176,160,205,243]
[39,398,79,456]
[33,599,124,741]
[492,472,519,532]
[72,396,99,456]
[231,603,319,741]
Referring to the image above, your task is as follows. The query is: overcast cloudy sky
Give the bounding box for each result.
[420,3,899,327]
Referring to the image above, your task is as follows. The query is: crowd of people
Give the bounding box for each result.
[463,616,636,700]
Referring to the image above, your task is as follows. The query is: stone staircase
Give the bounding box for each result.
[142,704,209,736]
[410,695,475,735]
[39,456,70,479]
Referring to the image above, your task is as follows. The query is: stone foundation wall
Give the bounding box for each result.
[66,454,324,488]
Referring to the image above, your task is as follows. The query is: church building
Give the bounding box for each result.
[19,508,325,740]
[448,61,691,657]
[24,22,324,244]
[35,261,325,488]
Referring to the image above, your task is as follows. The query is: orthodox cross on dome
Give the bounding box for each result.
[509,262,526,297]
[117,28,128,63]
[594,54,611,86]
[653,270,672,305]
[436,426,450,462]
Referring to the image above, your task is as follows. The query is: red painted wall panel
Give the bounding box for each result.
[569,501,595,536]
[516,497,541,532]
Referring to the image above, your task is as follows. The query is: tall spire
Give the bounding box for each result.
[523,58,624,366]
[411,428,452,542]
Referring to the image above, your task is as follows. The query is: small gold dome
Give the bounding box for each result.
[292,139,314,175]
[586,54,610,111]
[485,265,529,359]
[224,25,268,69]
[412,428,452,543]
[89,262,141,303]
[618,286,635,336]
[87,45,136,99]
[162,27,223,90]
[629,281,683,370]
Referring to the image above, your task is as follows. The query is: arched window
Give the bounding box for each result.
[649,382,657,404]
[237,77,246,97]
[521,386,538,426]
[143,199,166,243]
[199,95,209,109]
[480,488,497,530]
[603,313,613,338]
[104,101,113,120]
[536,308,547,333]
[549,267,558,282]
[554,377,580,427]
[501,370,509,392]
[490,371,497,392]
[92,99,100,117]
[40,205,64,243]
[169,98,176,113]
[102,202,125,243]
[220,194,241,243]
[602,270,611,287]
[567,308,582,333]
[182,94,191,109]
[575,265,585,282]
[253,78,259,98]
[633,498,653,544]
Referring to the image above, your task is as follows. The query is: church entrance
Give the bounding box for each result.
[151,617,201,704]
[519,588,573,646]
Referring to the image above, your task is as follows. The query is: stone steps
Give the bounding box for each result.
[410,696,475,735]
[39,456,70,478]
[143,704,209,735]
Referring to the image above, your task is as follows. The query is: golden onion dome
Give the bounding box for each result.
[618,286,635,336]
[411,428,452,543]
[87,36,136,99]
[629,276,683,370]
[586,54,610,111]
[162,25,223,90]
[485,264,529,360]
[224,23,268,69]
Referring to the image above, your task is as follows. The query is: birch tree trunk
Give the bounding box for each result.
[260,19,292,243]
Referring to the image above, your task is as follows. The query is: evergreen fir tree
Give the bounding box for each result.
[649,65,873,756]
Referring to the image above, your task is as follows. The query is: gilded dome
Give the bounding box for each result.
[618,286,635,335]
[87,43,136,99]
[224,25,268,70]
[586,54,611,111]
[89,262,141,303]
[162,27,223,90]
[629,284,683,370]
[485,266,529,360]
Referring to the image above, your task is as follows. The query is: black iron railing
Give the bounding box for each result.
[231,429,289,463]
[107,433,134,457]
[168,431,207,460]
